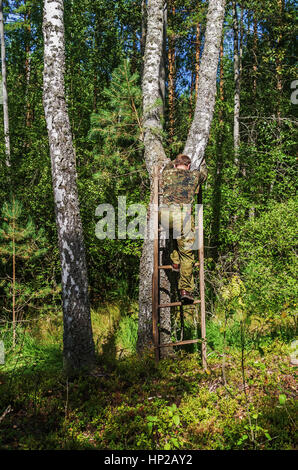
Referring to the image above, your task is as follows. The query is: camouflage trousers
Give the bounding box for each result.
[159,206,195,292]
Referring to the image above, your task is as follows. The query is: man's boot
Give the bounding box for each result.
[180,289,194,303]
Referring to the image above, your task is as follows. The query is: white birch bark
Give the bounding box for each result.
[0,0,10,167]
[232,0,240,161]
[42,0,95,373]
[142,0,167,176]
[183,0,226,170]
[137,0,170,352]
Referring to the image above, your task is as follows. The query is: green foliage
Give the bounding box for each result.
[89,58,143,160]
[0,308,296,450]
[0,199,60,321]
[0,0,296,452]
[88,58,146,198]
[2,0,296,312]
[145,403,182,450]
[85,59,148,300]
[239,198,297,330]
[0,199,47,260]
[116,311,139,354]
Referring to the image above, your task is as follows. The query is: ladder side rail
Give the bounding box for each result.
[152,166,160,362]
[198,199,207,370]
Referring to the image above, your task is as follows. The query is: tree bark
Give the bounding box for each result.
[232,1,240,161]
[252,12,258,98]
[195,22,200,102]
[140,0,147,80]
[183,0,226,169]
[276,0,284,130]
[0,0,10,167]
[25,1,32,128]
[137,0,169,353]
[42,0,95,374]
[167,0,175,142]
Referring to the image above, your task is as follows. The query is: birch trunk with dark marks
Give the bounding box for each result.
[137,0,226,354]
[183,0,226,169]
[25,1,32,129]
[276,0,284,131]
[168,0,176,142]
[0,0,10,167]
[232,1,240,162]
[195,22,201,102]
[137,0,171,354]
[252,12,258,98]
[42,0,95,374]
[140,0,147,80]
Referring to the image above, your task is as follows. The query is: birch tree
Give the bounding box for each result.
[232,1,241,162]
[0,0,10,167]
[137,0,226,351]
[42,0,95,373]
[137,0,170,353]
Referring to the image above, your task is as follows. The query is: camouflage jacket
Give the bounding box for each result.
[161,160,207,206]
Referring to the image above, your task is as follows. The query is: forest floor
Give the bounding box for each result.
[0,306,297,450]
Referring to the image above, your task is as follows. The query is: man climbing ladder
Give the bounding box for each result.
[159,154,207,303]
[151,154,208,366]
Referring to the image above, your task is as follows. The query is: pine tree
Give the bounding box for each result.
[0,198,50,346]
[89,59,143,168]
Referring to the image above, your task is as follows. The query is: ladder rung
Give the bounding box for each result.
[158,300,200,308]
[156,339,200,348]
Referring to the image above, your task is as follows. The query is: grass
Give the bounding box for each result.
[0,305,297,450]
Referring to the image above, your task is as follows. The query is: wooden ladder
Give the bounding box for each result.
[152,165,207,369]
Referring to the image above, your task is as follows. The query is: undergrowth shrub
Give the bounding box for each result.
[116,312,138,354]
[239,198,297,325]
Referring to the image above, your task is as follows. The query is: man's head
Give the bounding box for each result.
[174,154,191,170]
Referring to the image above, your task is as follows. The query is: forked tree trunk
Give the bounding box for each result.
[0,0,10,167]
[137,0,226,352]
[42,0,95,374]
